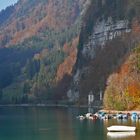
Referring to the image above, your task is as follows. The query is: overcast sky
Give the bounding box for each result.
[0,0,18,11]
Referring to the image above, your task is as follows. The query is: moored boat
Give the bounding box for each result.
[107,125,136,132]
[131,112,138,120]
[76,115,85,120]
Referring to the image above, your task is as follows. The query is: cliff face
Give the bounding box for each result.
[67,0,140,105]
[81,19,131,59]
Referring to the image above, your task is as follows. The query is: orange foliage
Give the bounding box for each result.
[127,82,140,98]
[11,26,37,45]
[116,63,130,83]
[56,37,79,81]
[120,63,129,76]
[0,0,82,47]
[132,20,140,36]
[10,15,49,45]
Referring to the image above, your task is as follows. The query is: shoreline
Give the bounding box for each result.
[0,104,140,114]
[1,104,140,114]
[0,104,103,108]
[99,109,140,114]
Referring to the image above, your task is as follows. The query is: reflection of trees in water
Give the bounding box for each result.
[55,109,75,140]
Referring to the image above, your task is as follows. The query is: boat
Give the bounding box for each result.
[131,112,138,120]
[76,115,85,120]
[85,113,92,119]
[107,125,136,132]
[98,111,106,118]
[122,114,128,119]
[107,132,136,138]
[102,114,112,120]
[116,112,123,119]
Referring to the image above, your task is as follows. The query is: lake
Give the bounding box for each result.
[0,106,140,140]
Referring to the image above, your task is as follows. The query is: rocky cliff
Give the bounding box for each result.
[67,0,140,106]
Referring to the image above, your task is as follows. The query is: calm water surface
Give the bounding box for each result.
[0,107,140,140]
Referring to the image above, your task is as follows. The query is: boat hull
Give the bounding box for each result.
[107,126,136,132]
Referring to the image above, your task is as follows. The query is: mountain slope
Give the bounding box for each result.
[0,0,89,104]
[1,0,140,107]
[104,44,140,110]
[67,0,140,106]
[0,0,87,47]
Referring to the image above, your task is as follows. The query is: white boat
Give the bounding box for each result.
[107,132,136,138]
[107,125,136,132]
[85,113,92,118]
[76,115,85,120]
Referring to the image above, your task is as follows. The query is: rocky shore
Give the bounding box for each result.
[100,109,140,114]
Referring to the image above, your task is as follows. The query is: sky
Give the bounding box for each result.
[0,0,18,11]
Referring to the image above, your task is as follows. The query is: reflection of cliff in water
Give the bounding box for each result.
[55,109,76,140]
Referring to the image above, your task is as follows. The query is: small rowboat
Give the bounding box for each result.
[107,125,136,132]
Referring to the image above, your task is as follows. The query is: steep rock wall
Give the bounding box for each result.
[67,0,140,104]
[67,18,131,103]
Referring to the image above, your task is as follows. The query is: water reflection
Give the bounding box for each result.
[102,114,140,140]
[0,107,140,140]
[55,109,76,140]
[107,132,136,138]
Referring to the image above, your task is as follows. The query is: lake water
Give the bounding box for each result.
[0,107,140,140]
